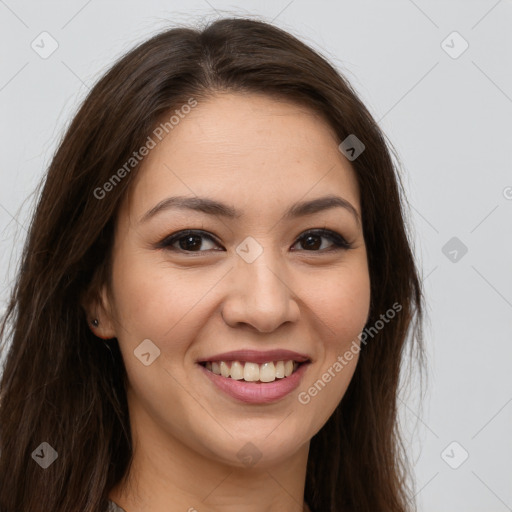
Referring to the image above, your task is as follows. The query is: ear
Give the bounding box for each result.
[81,283,117,340]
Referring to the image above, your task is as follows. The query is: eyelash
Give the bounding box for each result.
[156,228,353,254]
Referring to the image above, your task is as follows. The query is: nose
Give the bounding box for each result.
[221,249,300,333]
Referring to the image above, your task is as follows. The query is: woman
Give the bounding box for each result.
[0,17,425,512]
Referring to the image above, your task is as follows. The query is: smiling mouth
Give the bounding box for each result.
[198,360,308,383]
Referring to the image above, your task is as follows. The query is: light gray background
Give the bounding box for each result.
[1,1,511,511]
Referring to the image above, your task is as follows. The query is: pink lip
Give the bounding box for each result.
[198,361,310,404]
[196,349,311,365]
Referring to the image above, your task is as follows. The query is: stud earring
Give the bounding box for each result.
[91,319,99,327]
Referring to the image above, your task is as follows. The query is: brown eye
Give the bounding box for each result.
[292,229,352,252]
[158,230,222,252]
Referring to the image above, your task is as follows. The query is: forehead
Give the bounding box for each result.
[121,92,361,223]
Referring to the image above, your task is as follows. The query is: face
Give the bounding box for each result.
[94,92,371,469]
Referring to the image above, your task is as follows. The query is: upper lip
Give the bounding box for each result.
[196,349,311,365]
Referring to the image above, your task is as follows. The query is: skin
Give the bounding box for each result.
[85,92,371,512]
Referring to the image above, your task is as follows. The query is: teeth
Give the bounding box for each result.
[230,361,244,380]
[220,361,230,378]
[259,362,275,382]
[243,362,260,382]
[275,361,285,378]
[203,360,302,382]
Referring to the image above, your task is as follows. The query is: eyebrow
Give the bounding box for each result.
[139,194,361,227]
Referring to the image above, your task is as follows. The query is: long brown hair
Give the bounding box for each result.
[0,17,425,512]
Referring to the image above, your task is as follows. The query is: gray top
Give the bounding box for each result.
[108,500,127,512]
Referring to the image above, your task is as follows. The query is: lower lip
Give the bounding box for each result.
[198,362,310,404]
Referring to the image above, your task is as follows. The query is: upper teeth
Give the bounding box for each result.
[204,360,299,382]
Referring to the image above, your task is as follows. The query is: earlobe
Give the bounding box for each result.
[82,285,117,340]
[88,318,113,340]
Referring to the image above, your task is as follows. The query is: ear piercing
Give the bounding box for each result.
[89,318,112,341]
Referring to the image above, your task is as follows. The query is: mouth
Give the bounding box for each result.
[196,349,312,404]
[198,359,307,383]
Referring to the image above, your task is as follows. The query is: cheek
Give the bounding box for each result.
[310,260,371,347]
[296,260,370,426]
[109,248,226,373]
[109,247,195,337]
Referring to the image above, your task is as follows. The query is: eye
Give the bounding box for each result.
[157,230,221,252]
[291,229,352,252]
[157,228,352,254]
